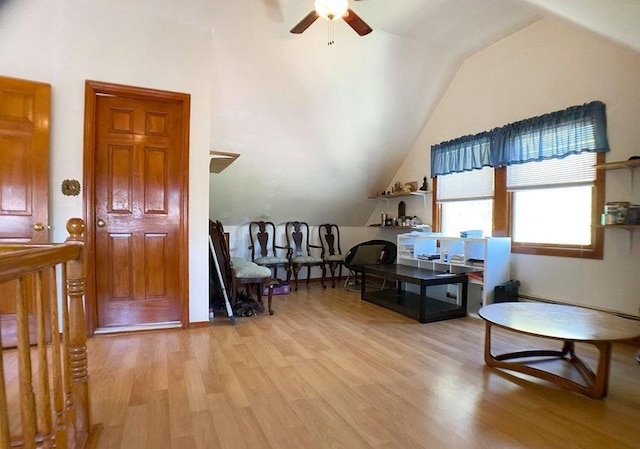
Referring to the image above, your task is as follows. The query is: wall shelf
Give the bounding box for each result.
[598,224,640,230]
[369,191,431,208]
[595,158,640,191]
[598,224,639,250]
[594,159,640,171]
[368,191,431,200]
[595,159,640,250]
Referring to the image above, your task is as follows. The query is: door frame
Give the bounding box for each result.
[82,80,190,335]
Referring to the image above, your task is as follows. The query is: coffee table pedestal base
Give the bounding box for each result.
[484,322,612,399]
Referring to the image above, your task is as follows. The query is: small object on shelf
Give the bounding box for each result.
[605,201,630,224]
[416,253,440,261]
[398,201,406,219]
[420,176,429,191]
[406,181,418,192]
[460,229,483,238]
[626,204,640,224]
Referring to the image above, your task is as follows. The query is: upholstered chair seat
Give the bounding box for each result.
[253,255,289,266]
[233,263,272,279]
[291,255,323,264]
[210,220,275,316]
[231,257,253,268]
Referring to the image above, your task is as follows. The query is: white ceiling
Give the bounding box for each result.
[99,0,640,226]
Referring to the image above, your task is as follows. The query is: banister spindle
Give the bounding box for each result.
[65,218,90,444]
[34,271,54,448]
[16,275,37,449]
[48,264,69,449]
[0,322,10,449]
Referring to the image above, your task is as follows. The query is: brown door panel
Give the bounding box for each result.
[91,87,186,329]
[0,76,50,244]
[0,75,50,348]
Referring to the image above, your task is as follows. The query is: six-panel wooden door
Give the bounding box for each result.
[93,93,185,328]
[0,75,51,347]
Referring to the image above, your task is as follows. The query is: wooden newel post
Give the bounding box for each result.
[65,218,91,444]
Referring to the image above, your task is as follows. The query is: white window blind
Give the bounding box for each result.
[507,152,596,190]
[437,166,494,201]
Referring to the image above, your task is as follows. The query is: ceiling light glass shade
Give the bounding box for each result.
[314,0,349,20]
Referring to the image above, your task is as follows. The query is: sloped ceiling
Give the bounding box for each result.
[205,0,639,226]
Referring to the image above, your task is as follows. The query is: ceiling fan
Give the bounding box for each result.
[290,0,372,39]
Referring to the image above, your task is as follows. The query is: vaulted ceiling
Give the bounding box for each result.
[205,0,640,226]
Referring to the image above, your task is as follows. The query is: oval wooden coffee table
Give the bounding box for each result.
[478,302,640,399]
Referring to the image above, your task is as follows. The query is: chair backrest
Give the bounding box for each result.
[285,221,314,257]
[209,219,234,299]
[344,239,397,269]
[318,223,341,258]
[249,221,279,260]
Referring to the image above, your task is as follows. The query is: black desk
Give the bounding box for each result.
[358,264,468,323]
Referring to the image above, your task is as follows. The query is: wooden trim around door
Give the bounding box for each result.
[82,80,190,335]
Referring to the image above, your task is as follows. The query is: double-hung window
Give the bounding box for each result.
[437,167,493,237]
[431,101,608,259]
[506,152,604,257]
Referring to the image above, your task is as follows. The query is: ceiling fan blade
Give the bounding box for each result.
[343,8,372,36]
[290,10,319,34]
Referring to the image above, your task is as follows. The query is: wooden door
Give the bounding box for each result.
[0,75,50,243]
[0,75,51,347]
[85,82,189,330]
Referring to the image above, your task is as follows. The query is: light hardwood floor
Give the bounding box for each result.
[87,285,640,449]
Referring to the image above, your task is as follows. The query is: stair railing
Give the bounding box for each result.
[0,218,96,449]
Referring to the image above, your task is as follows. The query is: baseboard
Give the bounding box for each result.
[518,294,640,321]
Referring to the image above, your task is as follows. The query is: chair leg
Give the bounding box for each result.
[320,264,326,289]
[292,265,301,291]
[327,263,336,288]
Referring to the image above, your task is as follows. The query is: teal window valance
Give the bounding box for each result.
[430,101,609,177]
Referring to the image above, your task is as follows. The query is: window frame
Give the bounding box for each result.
[432,152,605,259]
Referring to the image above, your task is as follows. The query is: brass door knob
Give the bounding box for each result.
[33,222,45,232]
[96,218,107,228]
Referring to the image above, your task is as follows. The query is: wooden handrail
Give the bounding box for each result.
[0,218,97,449]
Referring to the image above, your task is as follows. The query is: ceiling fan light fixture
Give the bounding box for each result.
[314,0,349,21]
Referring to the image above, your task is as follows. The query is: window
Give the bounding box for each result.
[437,167,494,237]
[504,151,604,258]
[431,102,608,259]
[508,152,596,246]
[441,199,493,238]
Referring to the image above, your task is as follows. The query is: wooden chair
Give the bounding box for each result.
[209,220,274,315]
[284,221,326,291]
[318,223,345,288]
[249,221,291,280]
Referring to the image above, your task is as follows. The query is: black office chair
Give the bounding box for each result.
[343,239,396,290]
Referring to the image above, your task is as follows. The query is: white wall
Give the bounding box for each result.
[0,0,214,323]
[392,18,640,316]
[207,0,454,227]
